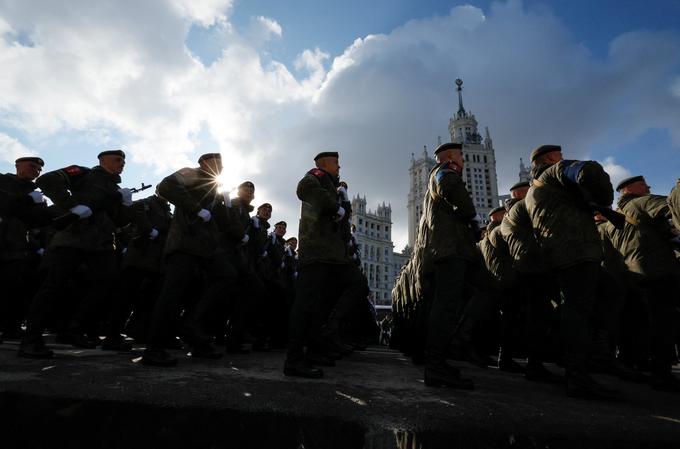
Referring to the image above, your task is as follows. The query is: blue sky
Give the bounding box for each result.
[0,0,678,248]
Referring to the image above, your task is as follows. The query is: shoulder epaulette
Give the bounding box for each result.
[308,168,325,178]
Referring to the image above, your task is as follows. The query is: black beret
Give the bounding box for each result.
[275,221,287,227]
[238,181,255,189]
[509,181,530,191]
[314,151,339,161]
[98,149,125,159]
[15,156,44,167]
[434,142,463,156]
[616,175,645,192]
[286,237,297,242]
[257,203,272,210]
[530,145,561,162]
[198,153,221,163]
[488,206,506,218]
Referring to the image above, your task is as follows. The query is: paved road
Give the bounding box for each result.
[1,338,679,448]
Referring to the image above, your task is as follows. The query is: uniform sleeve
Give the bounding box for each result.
[296,174,338,217]
[643,195,671,221]
[433,168,477,220]
[557,160,614,207]
[157,169,203,215]
[669,184,680,229]
[35,170,79,209]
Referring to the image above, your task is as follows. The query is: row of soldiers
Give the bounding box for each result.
[392,142,680,398]
[0,151,345,366]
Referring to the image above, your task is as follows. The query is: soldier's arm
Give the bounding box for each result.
[35,170,79,209]
[157,169,203,214]
[434,168,476,219]
[644,195,672,221]
[296,174,338,217]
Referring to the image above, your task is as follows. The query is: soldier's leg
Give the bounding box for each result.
[286,263,329,365]
[323,265,369,339]
[146,253,199,350]
[75,251,119,340]
[644,276,679,389]
[23,247,83,342]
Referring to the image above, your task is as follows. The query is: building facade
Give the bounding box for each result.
[407,78,501,247]
[351,196,398,308]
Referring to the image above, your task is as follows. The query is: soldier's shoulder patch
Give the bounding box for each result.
[308,168,325,178]
[62,165,86,176]
[435,162,462,183]
[443,161,463,174]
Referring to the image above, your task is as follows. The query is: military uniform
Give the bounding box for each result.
[525,159,615,396]
[143,165,238,364]
[603,192,680,389]
[21,165,141,356]
[667,179,680,231]
[0,173,51,339]
[285,165,365,377]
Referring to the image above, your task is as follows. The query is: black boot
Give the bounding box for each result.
[424,361,474,389]
[141,347,178,367]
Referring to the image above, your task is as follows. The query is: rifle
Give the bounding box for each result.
[130,183,153,194]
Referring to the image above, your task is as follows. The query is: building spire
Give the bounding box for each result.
[455,78,465,118]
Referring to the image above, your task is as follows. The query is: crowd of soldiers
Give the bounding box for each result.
[392,142,680,398]
[2,144,679,399]
[0,150,376,374]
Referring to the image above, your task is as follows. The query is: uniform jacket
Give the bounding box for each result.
[296,168,349,266]
[525,160,612,269]
[0,173,50,260]
[158,167,223,259]
[604,193,679,280]
[480,225,516,288]
[38,165,138,252]
[123,195,172,272]
[499,198,544,275]
[669,179,680,230]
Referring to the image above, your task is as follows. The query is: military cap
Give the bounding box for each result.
[238,181,255,189]
[275,221,287,227]
[509,181,530,191]
[257,202,272,210]
[616,175,645,192]
[530,145,561,162]
[198,153,221,163]
[286,237,297,243]
[434,142,463,156]
[98,149,125,159]
[314,151,339,161]
[15,156,44,167]
[488,206,506,218]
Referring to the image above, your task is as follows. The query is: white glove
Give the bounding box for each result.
[294,271,298,279]
[70,204,93,219]
[337,186,348,202]
[197,208,211,222]
[334,206,346,222]
[262,250,268,258]
[251,216,260,229]
[36,248,45,256]
[241,234,250,245]
[149,228,159,239]
[118,188,133,206]
[28,191,44,204]
[121,247,128,254]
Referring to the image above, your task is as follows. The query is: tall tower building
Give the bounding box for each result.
[407,145,436,248]
[450,79,500,219]
[407,79,500,247]
[518,158,531,182]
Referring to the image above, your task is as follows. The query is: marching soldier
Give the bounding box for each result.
[603,176,680,391]
[669,179,680,231]
[0,157,50,342]
[525,144,617,398]
[284,151,366,378]
[20,150,142,357]
[141,153,238,366]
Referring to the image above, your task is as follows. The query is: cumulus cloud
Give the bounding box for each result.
[599,156,632,189]
[0,0,678,248]
[0,132,33,164]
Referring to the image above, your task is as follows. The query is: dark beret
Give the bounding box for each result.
[275,221,287,227]
[286,237,297,242]
[509,181,530,191]
[314,151,339,161]
[530,145,561,162]
[98,149,125,159]
[238,181,255,189]
[434,142,463,156]
[616,175,645,192]
[488,206,506,218]
[257,203,272,210]
[198,153,221,163]
[15,156,44,166]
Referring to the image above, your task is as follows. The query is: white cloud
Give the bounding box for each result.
[169,0,232,27]
[599,156,632,189]
[0,132,33,164]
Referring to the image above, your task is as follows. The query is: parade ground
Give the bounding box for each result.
[1,339,679,449]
